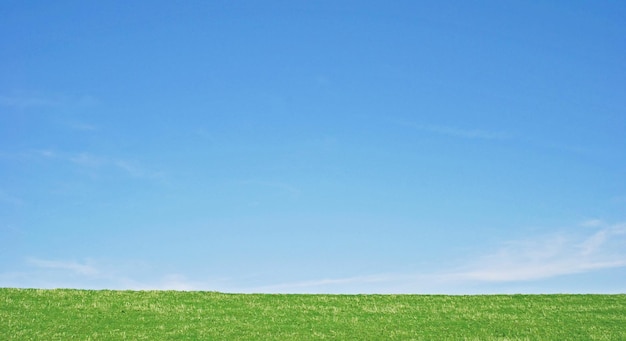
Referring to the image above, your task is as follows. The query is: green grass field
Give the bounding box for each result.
[1,289,625,340]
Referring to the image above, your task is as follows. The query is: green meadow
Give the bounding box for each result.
[1,289,625,340]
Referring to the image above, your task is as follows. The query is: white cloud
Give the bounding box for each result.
[314,75,331,86]
[112,160,153,178]
[69,153,106,168]
[580,219,605,227]
[396,121,593,157]
[249,274,391,293]
[74,154,162,179]
[23,149,162,180]
[0,95,61,108]
[445,223,626,282]
[425,125,510,140]
[244,222,626,293]
[68,122,98,131]
[0,93,97,109]
[37,149,57,158]
[27,258,100,276]
[0,190,23,206]
[1,258,222,291]
[155,274,201,291]
[5,222,626,293]
[236,180,302,197]
[398,121,511,140]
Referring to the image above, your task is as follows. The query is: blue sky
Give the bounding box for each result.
[1,0,625,293]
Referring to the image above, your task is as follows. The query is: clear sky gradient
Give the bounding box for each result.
[2,1,625,293]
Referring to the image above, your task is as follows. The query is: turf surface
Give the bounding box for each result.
[1,288,625,340]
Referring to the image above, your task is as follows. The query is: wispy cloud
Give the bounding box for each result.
[30,149,163,180]
[236,180,301,197]
[248,222,626,293]
[314,74,331,86]
[27,258,100,276]
[2,258,221,291]
[0,95,62,108]
[580,219,605,228]
[68,152,107,168]
[67,122,98,131]
[4,222,625,293]
[0,190,23,206]
[112,160,157,178]
[445,223,626,282]
[250,275,390,293]
[398,121,512,140]
[155,274,203,291]
[396,120,598,156]
[0,93,98,109]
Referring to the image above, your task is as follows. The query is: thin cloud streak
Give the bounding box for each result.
[4,222,625,293]
[0,94,98,109]
[397,121,512,140]
[396,120,599,157]
[2,258,231,291]
[236,180,302,196]
[29,149,163,180]
[446,223,626,282]
[68,122,98,131]
[27,258,100,276]
[0,95,62,108]
[0,190,23,206]
[251,222,626,293]
[248,274,393,293]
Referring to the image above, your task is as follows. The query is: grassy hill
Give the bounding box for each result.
[1,288,625,340]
